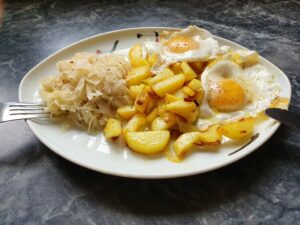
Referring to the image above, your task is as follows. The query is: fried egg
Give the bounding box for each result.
[142,26,228,74]
[197,56,280,130]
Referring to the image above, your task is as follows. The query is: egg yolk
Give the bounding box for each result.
[209,79,246,112]
[165,36,199,53]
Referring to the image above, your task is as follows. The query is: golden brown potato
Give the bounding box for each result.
[129,44,149,67]
[173,132,202,156]
[181,61,197,81]
[117,105,137,120]
[187,79,203,92]
[220,119,254,139]
[182,86,195,97]
[165,94,181,103]
[152,73,185,97]
[125,131,170,154]
[134,85,150,113]
[146,107,158,123]
[198,125,222,145]
[148,68,174,85]
[176,117,199,133]
[127,66,151,86]
[151,114,176,131]
[170,62,183,74]
[147,53,158,66]
[123,114,146,133]
[104,118,122,140]
[165,101,197,118]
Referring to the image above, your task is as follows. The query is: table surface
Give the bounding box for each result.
[0,0,299,224]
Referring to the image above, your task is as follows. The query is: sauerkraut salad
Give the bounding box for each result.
[40,52,132,132]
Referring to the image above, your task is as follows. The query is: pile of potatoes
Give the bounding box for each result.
[103,44,254,160]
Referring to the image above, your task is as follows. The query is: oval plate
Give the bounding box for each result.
[19,27,291,178]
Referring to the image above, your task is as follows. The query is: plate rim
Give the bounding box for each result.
[18,27,291,179]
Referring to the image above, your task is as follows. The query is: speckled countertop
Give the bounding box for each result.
[0,0,300,224]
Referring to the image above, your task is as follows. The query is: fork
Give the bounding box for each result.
[0,102,49,123]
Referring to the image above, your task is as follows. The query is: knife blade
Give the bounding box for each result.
[265,108,300,129]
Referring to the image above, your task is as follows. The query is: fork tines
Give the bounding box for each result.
[8,102,49,117]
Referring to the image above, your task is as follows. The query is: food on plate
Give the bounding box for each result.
[40,53,131,132]
[125,131,170,154]
[40,25,288,162]
[102,25,287,161]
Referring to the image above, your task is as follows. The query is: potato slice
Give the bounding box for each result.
[117,105,137,120]
[104,118,122,140]
[134,86,150,113]
[176,117,199,133]
[165,101,197,117]
[125,131,170,154]
[129,44,149,67]
[151,115,176,131]
[187,79,203,92]
[172,87,189,99]
[186,108,199,123]
[165,94,181,103]
[198,125,222,145]
[173,132,202,156]
[193,91,205,106]
[145,97,156,114]
[182,86,195,97]
[146,107,158,123]
[152,73,185,97]
[127,66,151,86]
[181,61,197,81]
[148,68,174,85]
[170,62,182,74]
[220,119,254,139]
[129,85,143,99]
[147,53,158,66]
[123,114,146,133]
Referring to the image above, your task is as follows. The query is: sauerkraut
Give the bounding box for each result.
[40,52,132,132]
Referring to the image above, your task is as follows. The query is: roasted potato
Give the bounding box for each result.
[148,68,174,85]
[134,85,150,113]
[117,105,137,120]
[147,53,158,66]
[152,73,185,97]
[125,131,170,154]
[151,112,176,131]
[129,44,149,67]
[193,91,205,106]
[165,100,197,118]
[170,62,182,74]
[123,114,146,133]
[198,125,222,145]
[176,117,199,133]
[173,132,202,156]
[127,66,151,86]
[220,119,254,139]
[182,86,195,97]
[104,118,122,140]
[181,61,197,81]
[165,94,181,103]
[146,107,158,123]
[171,87,189,99]
[187,79,203,92]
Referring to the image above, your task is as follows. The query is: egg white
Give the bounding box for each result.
[142,26,228,74]
[197,59,280,130]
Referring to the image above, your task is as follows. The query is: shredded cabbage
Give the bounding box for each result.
[40,52,132,132]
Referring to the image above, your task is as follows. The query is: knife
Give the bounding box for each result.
[265,108,300,129]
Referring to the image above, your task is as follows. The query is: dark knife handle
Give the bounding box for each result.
[265,108,300,129]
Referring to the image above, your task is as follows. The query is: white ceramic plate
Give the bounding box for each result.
[19,27,291,178]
